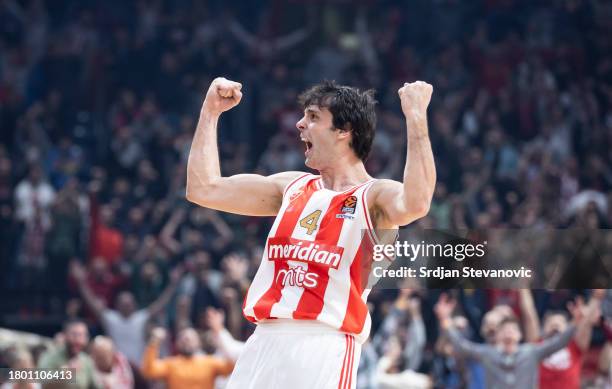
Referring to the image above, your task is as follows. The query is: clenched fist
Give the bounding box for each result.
[398,81,433,118]
[202,77,243,115]
[150,327,167,343]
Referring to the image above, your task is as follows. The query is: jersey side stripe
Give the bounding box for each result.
[339,238,370,334]
[242,174,312,319]
[252,178,317,320]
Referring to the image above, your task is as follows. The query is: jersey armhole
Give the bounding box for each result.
[361,180,398,261]
[282,173,312,198]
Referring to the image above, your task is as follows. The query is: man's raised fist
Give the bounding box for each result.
[398,81,433,117]
[202,77,243,115]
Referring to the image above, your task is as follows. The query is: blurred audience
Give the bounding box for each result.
[141,326,234,389]
[0,0,610,388]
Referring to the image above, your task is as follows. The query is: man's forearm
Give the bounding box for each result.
[186,110,221,195]
[536,325,576,359]
[519,289,540,343]
[444,325,485,360]
[575,296,600,351]
[403,114,436,213]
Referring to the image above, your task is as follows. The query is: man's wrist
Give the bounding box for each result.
[403,109,427,123]
[439,317,452,330]
[149,337,163,345]
[407,132,430,141]
[200,106,221,119]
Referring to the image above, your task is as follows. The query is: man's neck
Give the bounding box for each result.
[318,156,370,191]
[498,343,519,355]
[64,345,80,359]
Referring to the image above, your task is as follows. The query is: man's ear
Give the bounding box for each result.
[336,124,352,140]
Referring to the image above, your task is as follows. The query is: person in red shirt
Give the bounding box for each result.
[523,290,603,389]
[88,185,124,265]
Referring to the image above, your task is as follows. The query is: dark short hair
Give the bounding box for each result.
[499,316,521,330]
[543,310,569,323]
[63,319,87,332]
[298,80,377,161]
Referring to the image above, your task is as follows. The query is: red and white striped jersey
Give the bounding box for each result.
[243,173,388,343]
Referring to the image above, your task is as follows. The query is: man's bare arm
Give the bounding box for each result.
[370,81,436,228]
[186,77,304,216]
[573,291,603,351]
[519,289,541,343]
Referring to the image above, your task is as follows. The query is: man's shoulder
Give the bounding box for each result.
[272,171,313,196]
[78,351,96,365]
[270,171,311,187]
[369,178,402,193]
[102,309,119,322]
[38,345,67,368]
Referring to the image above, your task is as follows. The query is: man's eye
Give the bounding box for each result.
[310,114,317,120]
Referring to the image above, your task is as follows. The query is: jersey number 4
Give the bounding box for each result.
[299,210,322,235]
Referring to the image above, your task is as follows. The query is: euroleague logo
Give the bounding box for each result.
[336,195,357,220]
[276,264,319,288]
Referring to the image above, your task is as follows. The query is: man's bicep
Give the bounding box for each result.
[187,171,305,216]
[370,180,416,227]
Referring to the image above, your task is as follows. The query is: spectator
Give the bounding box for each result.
[89,336,134,389]
[519,290,603,389]
[434,294,580,389]
[206,307,244,362]
[88,191,124,266]
[70,262,182,364]
[141,326,234,389]
[374,335,431,389]
[1,348,41,389]
[14,165,55,281]
[37,319,101,389]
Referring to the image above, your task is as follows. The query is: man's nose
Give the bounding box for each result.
[296,117,306,131]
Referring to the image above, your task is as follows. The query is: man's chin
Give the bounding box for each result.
[68,346,83,356]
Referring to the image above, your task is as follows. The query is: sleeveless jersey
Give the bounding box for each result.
[242,173,389,342]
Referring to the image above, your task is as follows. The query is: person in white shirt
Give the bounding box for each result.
[71,261,182,364]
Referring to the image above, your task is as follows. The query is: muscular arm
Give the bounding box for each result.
[369,82,436,228]
[186,77,304,216]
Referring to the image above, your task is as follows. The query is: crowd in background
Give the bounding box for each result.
[0,0,611,387]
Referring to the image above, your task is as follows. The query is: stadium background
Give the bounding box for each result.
[0,0,611,388]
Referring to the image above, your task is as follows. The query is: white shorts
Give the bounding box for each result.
[225,320,361,389]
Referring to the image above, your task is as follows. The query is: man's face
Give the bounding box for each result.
[116,292,136,317]
[90,343,114,372]
[496,321,521,350]
[176,328,201,356]
[65,323,89,356]
[543,314,568,338]
[296,105,343,169]
[481,310,501,344]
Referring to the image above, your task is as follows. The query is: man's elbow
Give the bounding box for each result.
[185,177,217,206]
[396,201,430,226]
[412,200,431,219]
[185,185,199,204]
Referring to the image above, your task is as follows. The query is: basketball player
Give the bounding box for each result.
[186,77,435,389]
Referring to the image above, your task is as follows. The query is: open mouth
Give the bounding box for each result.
[301,138,313,154]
